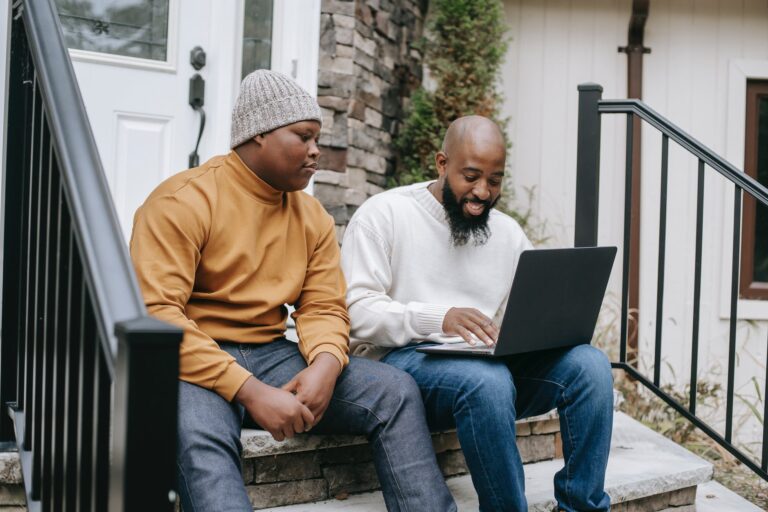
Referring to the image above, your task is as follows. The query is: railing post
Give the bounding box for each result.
[0,1,30,442]
[110,317,182,512]
[575,83,603,247]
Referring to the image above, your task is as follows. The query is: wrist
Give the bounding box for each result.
[311,352,342,378]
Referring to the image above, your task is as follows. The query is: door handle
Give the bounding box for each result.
[188,46,207,168]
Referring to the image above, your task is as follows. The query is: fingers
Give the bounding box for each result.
[282,377,299,394]
[300,404,315,431]
[456,325,475,345]
[464,319,496,347]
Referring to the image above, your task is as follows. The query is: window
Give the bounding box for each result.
[740,80,768,299]
[54,0,169,61]
[241,0,273,78]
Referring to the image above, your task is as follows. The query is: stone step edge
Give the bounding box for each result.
[259,412,714,512]
[241,409,558,458]
[0,410,559,486]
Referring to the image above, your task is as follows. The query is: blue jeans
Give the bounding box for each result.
[177,339,456,512]
[382,344,613,512]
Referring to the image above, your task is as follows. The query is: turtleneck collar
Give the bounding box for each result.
[227,151,284,205]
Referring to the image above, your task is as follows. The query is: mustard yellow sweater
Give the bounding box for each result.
[130,151,350,401]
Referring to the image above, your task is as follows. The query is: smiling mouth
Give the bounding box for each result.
[463,201,487,216]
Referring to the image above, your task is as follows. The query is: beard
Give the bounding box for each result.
[441,180,497,247]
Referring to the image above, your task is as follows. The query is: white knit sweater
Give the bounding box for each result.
[340,182,532,359]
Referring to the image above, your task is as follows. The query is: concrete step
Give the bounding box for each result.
[695,480,763,512]
[259,412,714,512]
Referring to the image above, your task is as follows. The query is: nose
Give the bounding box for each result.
[308,139,320,160]
[473,180,491,201]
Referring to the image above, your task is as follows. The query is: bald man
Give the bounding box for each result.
[340,116,613,512]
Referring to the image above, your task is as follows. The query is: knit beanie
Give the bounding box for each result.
[230,70,322,148]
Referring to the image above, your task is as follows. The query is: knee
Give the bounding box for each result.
[568,345,614,399]
[460,363,516,410]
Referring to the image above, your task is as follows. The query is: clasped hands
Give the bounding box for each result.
[234,352,340,442]
[442,307,499,347]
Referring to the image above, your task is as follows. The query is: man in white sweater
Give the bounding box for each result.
[340,116,613,512]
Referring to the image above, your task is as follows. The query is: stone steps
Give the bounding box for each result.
[241,410,561,509]
[258,412,715,512]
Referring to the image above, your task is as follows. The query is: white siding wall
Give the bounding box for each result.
[501,0,768,452]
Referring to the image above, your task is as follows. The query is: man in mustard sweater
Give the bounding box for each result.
[130,70,456,512]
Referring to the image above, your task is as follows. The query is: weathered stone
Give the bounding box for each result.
[365,171,389,187]
[431,431,461,453]
[518,434,555,463]
[336,43,354,59]
[352,48,375,74]
[344,188,367,206]
[319,443,373,465]
[375,10,391,38]
[325,205,350,224]
[317,95,349,112]
[241,429,365,458]
[554,432,563,458]
[353,32,376,57]
[335,26,354,46]
[348,148,386,173]
[333,13,355,29]
[314,183,347,206]
[346,167,369,189]
[668,486,697,506]
[516,422,532,437]
[364,107,383,128]
[246,479,327,509]
[355,2,375,27]
[334,224,346,244]
[322,0,355,17]
[348,100,366,121]
[253,452,323,484]
[0,454,21,485]
[318,146,347,172]
[315,168,345,185]
[0,485,24,506]
[531,418,560,435]
[242,460,254,484]
[330,56,354,74]
[365,183,385,197]
[437,450,468,477]
[319,14,336,56]
[323,462,380,495]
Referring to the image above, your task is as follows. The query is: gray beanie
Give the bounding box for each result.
[230,70,322,148]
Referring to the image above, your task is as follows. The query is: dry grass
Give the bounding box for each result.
[614,371,768,510]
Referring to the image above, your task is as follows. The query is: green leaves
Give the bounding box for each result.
[393,0,509,184]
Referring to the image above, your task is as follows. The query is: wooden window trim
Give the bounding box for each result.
[740,80,768,300]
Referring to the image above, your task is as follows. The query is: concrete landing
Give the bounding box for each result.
[261,412,714,511]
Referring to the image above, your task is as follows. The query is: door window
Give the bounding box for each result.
[241,0,273,77]
[54,0,169,61]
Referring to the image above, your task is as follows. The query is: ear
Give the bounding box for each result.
[252,133,267,149]
[435,151,448,177]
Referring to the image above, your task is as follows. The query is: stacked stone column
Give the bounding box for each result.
[315,0,427,240]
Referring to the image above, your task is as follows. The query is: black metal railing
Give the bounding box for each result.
[575,83,768,481]
[1,1,183,510]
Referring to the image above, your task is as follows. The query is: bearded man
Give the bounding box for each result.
[340,115,614,512]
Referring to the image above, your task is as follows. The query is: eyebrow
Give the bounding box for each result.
[462,167,505,176]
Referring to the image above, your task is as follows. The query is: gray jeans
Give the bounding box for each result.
[176,338,456,512]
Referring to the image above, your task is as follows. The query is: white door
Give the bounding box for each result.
[45,0,319,238]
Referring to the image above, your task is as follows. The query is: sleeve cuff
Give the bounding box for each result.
[415,303,452,335]
[213,362,253,402]
[307,343,349,372]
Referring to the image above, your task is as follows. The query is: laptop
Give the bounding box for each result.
[416,246,617,357]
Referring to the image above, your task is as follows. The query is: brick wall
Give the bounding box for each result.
[315,0,428,240]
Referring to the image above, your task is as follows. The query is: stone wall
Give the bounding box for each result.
[315,0,428,240]
[243,417,562,509]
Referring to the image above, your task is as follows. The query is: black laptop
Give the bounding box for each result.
[416,246,617,357]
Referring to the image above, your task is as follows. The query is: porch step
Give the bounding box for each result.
[259,412,714,512]
[695,480,763,512]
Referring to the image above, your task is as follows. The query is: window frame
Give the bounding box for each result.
[739,79,768,300]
